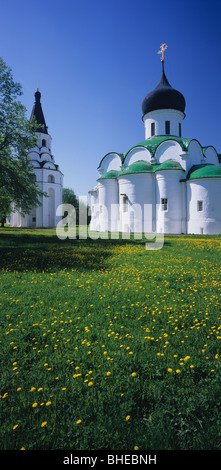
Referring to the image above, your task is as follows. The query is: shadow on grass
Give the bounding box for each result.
[0,231,157,273]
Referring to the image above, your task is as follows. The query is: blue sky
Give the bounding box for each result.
[1,0,221,198]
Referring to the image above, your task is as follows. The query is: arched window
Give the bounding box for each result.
[42,139,46,147]
[48,174,55,183]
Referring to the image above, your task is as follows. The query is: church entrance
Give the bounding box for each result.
[48,187,55,227]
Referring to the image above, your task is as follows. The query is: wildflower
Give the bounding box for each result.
[184,356,190,361]
[106,371,111,376]
[32,403,38,408]
[13,425,18,430]
[134,446,139,450]
[88,382,93,387]
[126,415,130,421]
[17,387,21,392]
[46,401,51,406]
[30,387,36,392]
[41,421,47,427]
[131,372,136,377]
[176,369,181,374]
[76,420,82,424]
[167,368,173,373]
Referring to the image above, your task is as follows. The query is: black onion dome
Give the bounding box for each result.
[30,89,48,134]
[142,63,186,117]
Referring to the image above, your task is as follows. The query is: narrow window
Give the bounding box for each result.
[48,175,55,183]
[165,121,170,135]
[161,198,168,211]
[179,123,182,137]
[42,139,46,147]
[151,122,155,136]
[123,195,128,212]
[197,200,203,211]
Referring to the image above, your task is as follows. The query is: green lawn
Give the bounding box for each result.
[0,229,221,450]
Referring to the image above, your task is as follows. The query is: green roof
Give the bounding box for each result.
[119,160,153,176]
[187,164,221,180]
[123,135,192,159]
[98,160,184,180]
[154,160,184,171]
[98,136,220,170]
[97,170,119,180]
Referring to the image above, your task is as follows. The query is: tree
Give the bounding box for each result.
[0,57,44,226]
[62,188,91,226]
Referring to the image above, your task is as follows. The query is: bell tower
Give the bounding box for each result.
[10,89,63,227]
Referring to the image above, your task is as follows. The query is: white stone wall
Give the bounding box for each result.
[118,173,154,233]
[155,169,184,233]
[187,179,221,234]
[143,109,185,139]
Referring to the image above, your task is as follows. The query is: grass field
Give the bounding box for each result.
[0,228,221,450]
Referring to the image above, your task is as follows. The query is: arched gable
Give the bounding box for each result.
[203,146,220,166]
[123,146,152,167]
[98,152,123,174]
[155,139,185,169]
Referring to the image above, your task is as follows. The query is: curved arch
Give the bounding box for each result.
[98,152,123,174]
[155,139,186,169]
[123,146,152,167]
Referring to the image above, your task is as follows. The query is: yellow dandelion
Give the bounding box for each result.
[46,401,51,406]
[76,420,82,424]
[176,369,181,374]
[134,446,139,450]
[167,368,173,373]
[131,372,136,377]
[88,382,93,387]
[32,403,38,408]
[126,415,130,421]
[106,371,111,376]
[41,421,47,427]
[13,424,18,430]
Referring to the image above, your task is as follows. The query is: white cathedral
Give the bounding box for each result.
[10,89,63,228]
[89,47,221,235]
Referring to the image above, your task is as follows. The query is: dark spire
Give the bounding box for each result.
[30,89,48,134]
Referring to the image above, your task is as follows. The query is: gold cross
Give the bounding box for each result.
[158,43,168,62]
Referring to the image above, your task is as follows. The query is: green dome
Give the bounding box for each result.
[154,160,184,171]
[187,164,221,180]
[118,160,153,176]
[97,170,119,180]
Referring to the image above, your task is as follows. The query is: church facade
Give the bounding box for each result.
[89,54,221,235]
[10,90,63,228]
